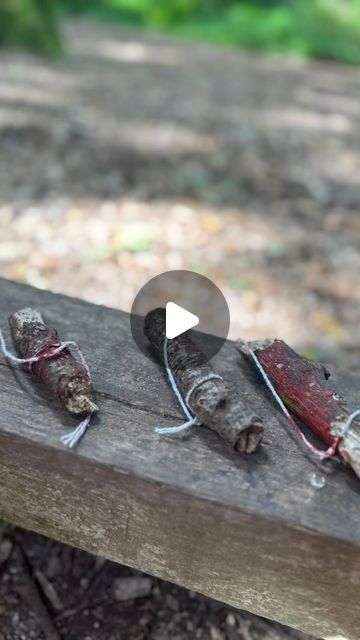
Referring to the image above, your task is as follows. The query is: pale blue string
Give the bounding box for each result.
[340,409,360,438]
[60,415,91,448]
[155,336,223,435]
[0,328,92,448]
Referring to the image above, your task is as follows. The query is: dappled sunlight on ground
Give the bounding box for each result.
[0,195,358,366]
[0,20,359,370]
[94,39,183,65]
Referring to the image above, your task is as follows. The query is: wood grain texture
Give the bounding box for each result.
[0,278,359,640]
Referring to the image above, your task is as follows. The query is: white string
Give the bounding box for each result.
[248,348,294,426]
[0,329,92,448]
[338,409,360,438]
[60,415,91,448]
[155,336,223,435]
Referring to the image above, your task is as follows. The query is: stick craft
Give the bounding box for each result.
[0,308,98,448]
[238,338,360,478]
[144,307,263,453]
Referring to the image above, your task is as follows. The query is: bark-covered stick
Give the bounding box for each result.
[144,308,263,454]
[238,338,360,478]
[8,308,98,416]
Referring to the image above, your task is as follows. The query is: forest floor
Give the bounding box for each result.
[0,19,359,640]
[0,524,316,640]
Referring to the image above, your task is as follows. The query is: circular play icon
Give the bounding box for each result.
[130,270,230,363]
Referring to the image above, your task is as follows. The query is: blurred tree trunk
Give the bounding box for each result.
[0,0,61,54]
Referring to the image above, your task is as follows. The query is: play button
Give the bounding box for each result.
[130,270,230,363]
[166,302,199,339]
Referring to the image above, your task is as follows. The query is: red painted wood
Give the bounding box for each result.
[253,340,350,448]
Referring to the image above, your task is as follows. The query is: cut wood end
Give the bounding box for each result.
[9,307,44,341]
[236,338,275,356]
[65,394,98,416]
[338,417,360,479]
[236,423,264,454]
[64,379,98,416]
[10,307,44,328]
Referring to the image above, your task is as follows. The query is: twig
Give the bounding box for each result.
[15,541,62,640]
[8,308,97,416]
[35,569,64,612]
[144,308,263,453]
[238,338,360,477]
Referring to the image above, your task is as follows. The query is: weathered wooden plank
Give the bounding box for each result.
[0,277,359,640]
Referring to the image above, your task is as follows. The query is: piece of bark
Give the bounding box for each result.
[238,338,360,477]
[144,308,263,453]
[8,308,97,416]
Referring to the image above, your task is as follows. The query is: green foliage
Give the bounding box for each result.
[0,0,62,55]
[176,4,304,53]
[295,0,360,63]
[169,0,360,63]
[65,0,360,64]
[62,0,201,25]
[2,0,360,63]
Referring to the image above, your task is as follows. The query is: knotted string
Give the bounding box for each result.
[155,336,223,435]
[248,346,360,460]
[0,329,92,448]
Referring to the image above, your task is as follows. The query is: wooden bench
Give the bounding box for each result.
[0,277,359,640]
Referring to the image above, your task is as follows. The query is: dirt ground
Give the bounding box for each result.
[0,18,359,640]
[0,524,317,640]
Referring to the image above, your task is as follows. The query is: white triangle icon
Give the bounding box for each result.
[166,302,199,339]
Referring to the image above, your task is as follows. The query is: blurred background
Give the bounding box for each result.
[0,0,359,366]
[0,2,359,639]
